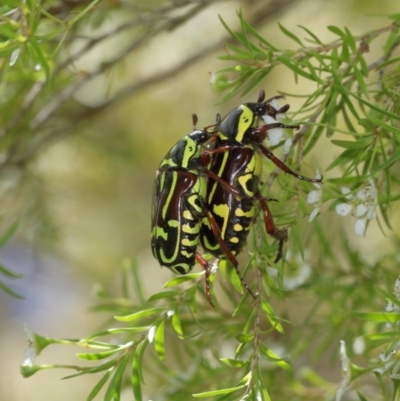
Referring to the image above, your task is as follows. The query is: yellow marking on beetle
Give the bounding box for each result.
[234,223,243,231]
[241,148,262,180]
[245,151,256,173]
[182,238,198,247]
[236,106,256,142]
[208,151,229,202]
[158,171,166,191]
[155,226,168,240]
[182,223,199,234]
[201,236,220,252]
[159,157,178,169]
[181,137,197,168]
[188,194,202,214]
[181,250,194,258]
[197,176,207,199]
[212,204,230,239]
[162,171,177,220]
[235,207,255,218]
[238,173,254,196]
[202,217,211,228]
[183,210,194,220]
[230,237,239,243]
[171,264,190,274]
[159,221,181,264]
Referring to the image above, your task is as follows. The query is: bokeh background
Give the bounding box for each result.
[0,0,398,400]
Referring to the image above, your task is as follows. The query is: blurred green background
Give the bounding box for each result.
[0,0,398,400]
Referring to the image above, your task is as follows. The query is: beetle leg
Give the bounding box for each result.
[258,143,323,183]
[201,145,239,158]
[253,122,300,133]
[247,123,300,144]
[202,146,278,203]
[195,253,215,307]
[198,143,236,167]
[256,193,288,263]
[205,169,277,203]
[203,207,256,300]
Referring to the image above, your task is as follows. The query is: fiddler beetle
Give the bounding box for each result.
[201,90,322,266]
[151,114,259,306]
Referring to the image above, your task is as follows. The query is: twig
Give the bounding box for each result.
[4,0,301,164]
[0,0,219,140]
[245,254,263,396]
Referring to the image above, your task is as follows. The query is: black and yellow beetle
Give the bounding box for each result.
[151,114,257,305]
[201,90,322,265]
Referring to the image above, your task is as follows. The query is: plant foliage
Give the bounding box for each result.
[1,2,400,401]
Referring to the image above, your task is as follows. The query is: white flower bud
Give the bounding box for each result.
[262,114,278,124]
[352,337,366,355]
[336,203,352,216]
[269,98,282,111]
[367,206,376,220]
[309,207,320,222]
[261,115,283,146]
[283,138,292,154]
[307,190,321,205]
[356,189,367,201]
[268,128,284,146]
[354,218,367,236]
[341,187,353,200]
[23,347,36,367]
[355,204,368,217]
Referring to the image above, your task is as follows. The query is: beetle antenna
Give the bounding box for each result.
[192,113,198,129]
[257,89,265,103]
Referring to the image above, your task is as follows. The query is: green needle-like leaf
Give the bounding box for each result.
[259,342,292,371]
[278,23,304,46]
[114,308,164,322]
[104,354,129,401]
[261,298,284,333]
[220,358,248,368]
[0,264,23,278]
[155,320,166,361]
[132,353,142,401]
[132,340,148,400]
[351,311,400,322]
[147,290,181,302]
[331,139,369,149]
[87,370,112,401]
[77,347,122,361]
[193,385,246,397]
[163,273,202,287]
[0,280,24,299]
[0,221,19,248]
[171,308,184,338]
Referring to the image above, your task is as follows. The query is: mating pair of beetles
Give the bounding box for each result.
[151,90,322,306]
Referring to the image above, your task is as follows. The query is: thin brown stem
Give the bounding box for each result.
[2,0,301,165]
[244,235,264,395]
